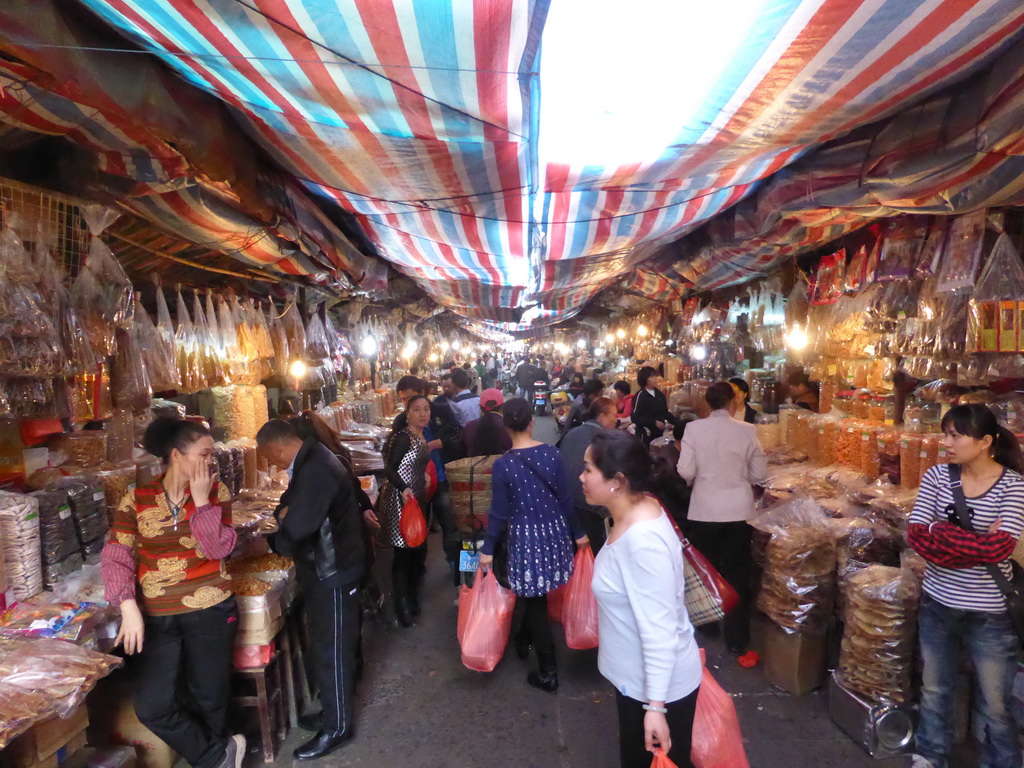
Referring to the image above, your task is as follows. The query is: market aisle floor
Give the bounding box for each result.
[254,416,902,768]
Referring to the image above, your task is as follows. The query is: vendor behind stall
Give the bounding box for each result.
[101,418,244,768]
[256,419,365,761]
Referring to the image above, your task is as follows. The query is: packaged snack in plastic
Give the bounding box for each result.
[937,209,986,292]
[0,229,63,377]
[270,306,290,376]
[135,295,179,393]
[305,311,330,362]
[192,290,227,388]
[967,233,1024,354]
[836,564,920,704]
[752,498,837,633]
[112,324,153,411]
[281,301,307,361]
[844,244,868,294]
[0,491,44,599]
[916,218,948,278]
[874,216,928,282]
[79,206,133,331]
[174,289,205,392]
[63,431,108,468]
[811,251,846,305]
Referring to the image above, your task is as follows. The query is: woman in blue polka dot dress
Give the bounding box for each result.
[479,398,588,693]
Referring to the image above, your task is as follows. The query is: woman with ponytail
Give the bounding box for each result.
[101,417,244,768]
[907,404,1024,768]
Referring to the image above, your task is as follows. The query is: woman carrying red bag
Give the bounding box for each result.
[478,398,588,692]
[370,395,432,628]
[581,431,702,768]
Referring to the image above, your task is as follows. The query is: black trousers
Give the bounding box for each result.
[616,687,700,768]
[430,482,461,586]
[305,582,361,734]
[133,597,238,768]
[684,520,753,650]
[514,594,554,657]
[392,544,428,600]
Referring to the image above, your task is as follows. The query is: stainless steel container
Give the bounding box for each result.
[828,673,916,759]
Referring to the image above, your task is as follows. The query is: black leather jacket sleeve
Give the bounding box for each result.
[271,461,342,556]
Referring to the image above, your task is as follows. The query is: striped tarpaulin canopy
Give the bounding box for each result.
[4,1,1024,324]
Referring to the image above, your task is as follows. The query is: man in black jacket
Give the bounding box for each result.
[392,376,463,587]
[257,420,365,761]
[632,365,678,446]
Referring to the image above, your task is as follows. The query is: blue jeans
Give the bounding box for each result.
[916,594,1021,768]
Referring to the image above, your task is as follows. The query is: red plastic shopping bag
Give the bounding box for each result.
[563,545,599,649]
[651,749,678,768]
[459,567,515,672]
[399,496,427,547]
[424,461,438,503]
[547,585,566,624]
[691,650,750,768]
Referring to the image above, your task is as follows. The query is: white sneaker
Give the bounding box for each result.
[230,734,246,768]
[909,755,934,768]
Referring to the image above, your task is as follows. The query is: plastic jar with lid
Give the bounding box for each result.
[900,434,923,489]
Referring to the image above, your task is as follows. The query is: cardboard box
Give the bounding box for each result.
[2,727,88,768]
[234,615,283,646]
[762,620,827,696]
[3,708,89,768]
[86,678,176,768]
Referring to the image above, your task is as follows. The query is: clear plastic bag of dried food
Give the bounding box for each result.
[175,289,205,392]
[752,498,837,633]
[135,295,179,393]
[112,322,153,411]
[305,310,330,361]
[967,233,1024,354]
[281,301,307,360]
[836,563,921,704]
[192,291,227,388]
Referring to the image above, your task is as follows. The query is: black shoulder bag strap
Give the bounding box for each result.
[947,463,1024,641]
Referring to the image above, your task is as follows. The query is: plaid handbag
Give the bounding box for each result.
[663,510,740,627]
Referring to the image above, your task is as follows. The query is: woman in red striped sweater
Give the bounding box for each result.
[101,418,244,768]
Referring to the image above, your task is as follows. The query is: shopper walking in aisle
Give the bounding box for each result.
[449,367,481,426]
[728,377,758,423]
[463,388,512,457]
[563,379,605,436]
[580,431,702,768]
[631,366,677,446]
[906,404,1024,768]
[101,418,244,768]
[372,395,432,627]
[677,381,767,655]
[560,396,618,553]
[255,419,366,759]
[391,376,463,587]
[478,398,588,692]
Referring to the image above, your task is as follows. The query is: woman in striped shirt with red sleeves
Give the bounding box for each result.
[907,404,1024,768]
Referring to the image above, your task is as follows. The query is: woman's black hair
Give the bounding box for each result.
[706,381,736,411]
[503,397,533,433]
[143,417,210,463]
[729,377,750,399]
[471,410,509,457]
[613,380,631,397]
[941,404,1023,473]
[589,431,651,493]
[637,366,658,389]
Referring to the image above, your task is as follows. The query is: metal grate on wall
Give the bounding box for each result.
[0,177,92,278]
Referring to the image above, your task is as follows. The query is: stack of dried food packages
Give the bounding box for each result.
[225,552,296,668]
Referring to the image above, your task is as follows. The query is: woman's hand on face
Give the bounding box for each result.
[644,710,671,755]
[188,459,215,508]
[116,599,145,655]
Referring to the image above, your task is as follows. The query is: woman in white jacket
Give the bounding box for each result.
[581,430,701,768]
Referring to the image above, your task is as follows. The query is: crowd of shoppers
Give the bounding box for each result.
[102,361,1024,768]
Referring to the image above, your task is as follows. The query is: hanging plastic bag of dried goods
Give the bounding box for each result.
[217,295,240,360]
[0,228,62,377]
[33,243,96,376]
[175,289,205,392]
[937,209,987,293]
[134,295,179,393]
[80,204,133,328]
[205,291,223,357]
[192,290,226,387]
[269,304,290,376]
[281,300,307,361]
[113,318,153,411]
[305,309,330,362]
[967,233,1024,354]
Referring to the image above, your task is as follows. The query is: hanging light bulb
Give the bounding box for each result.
[785,327,808,351]
[452,338,462,351]
[402,340,419,359]
[360,335,379,356]
[691,345,707,361]
[289,360,307,379]
[616,328,626,339]
[638,324,649,337]
[605,333,614,344]
[576,338,587,349]
[440,340,450,352]
[428,352,439,363]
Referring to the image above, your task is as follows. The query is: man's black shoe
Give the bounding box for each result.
[293,730,353,760]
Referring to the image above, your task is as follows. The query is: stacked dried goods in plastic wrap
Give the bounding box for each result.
[43,480,107,558]
[0,637,122,748]
[211,385,269,440]
[753,499,837,634]
[836,565,921,704]
[29,490,82,588]
[0,491,43,600]
[0,228,62,383]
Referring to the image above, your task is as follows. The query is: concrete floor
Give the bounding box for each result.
[259,416,916,768]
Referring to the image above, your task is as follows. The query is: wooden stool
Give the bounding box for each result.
[231,650,288,762]
[279,609,314,727]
